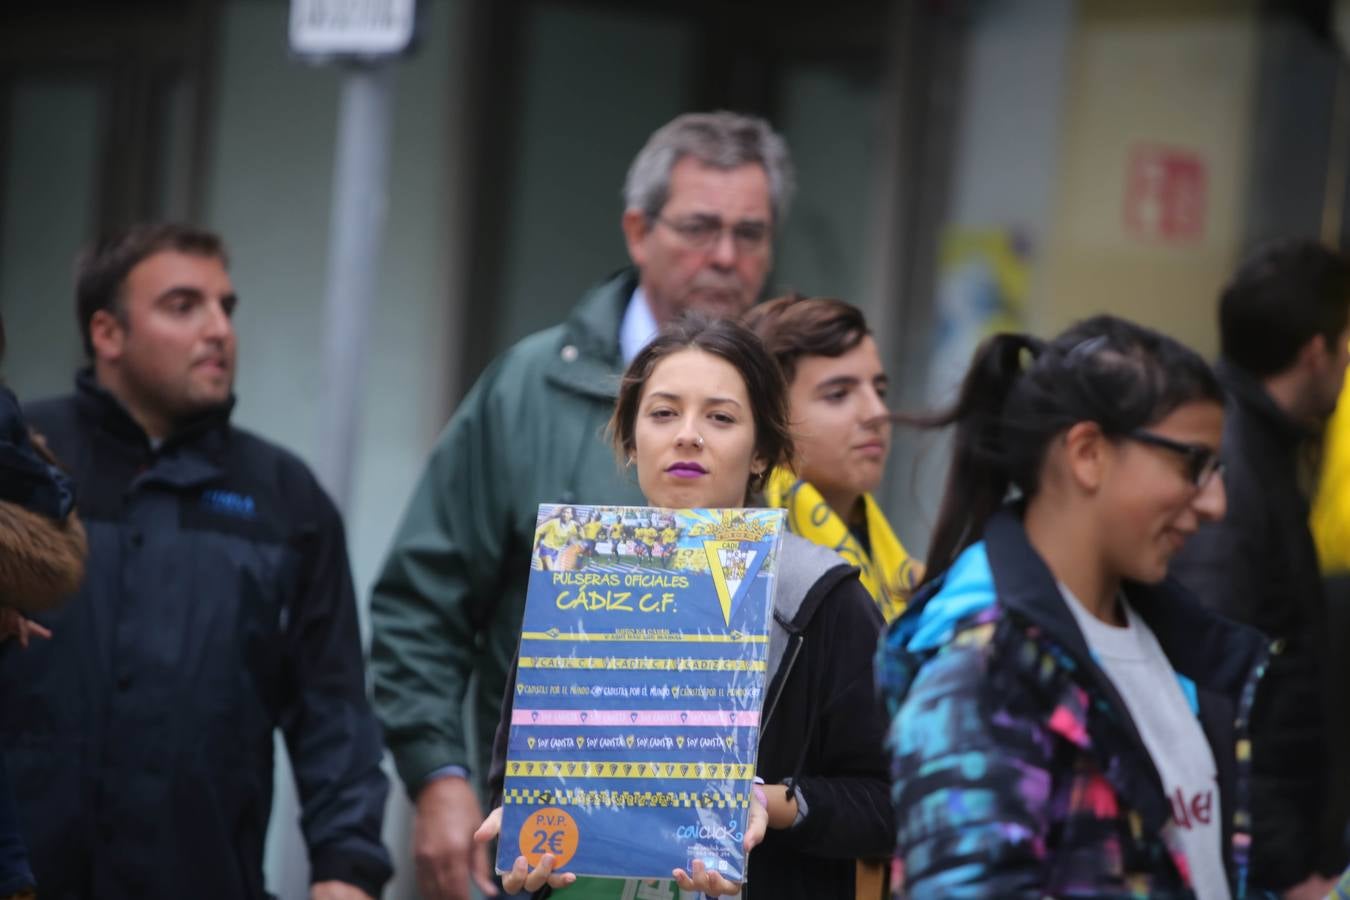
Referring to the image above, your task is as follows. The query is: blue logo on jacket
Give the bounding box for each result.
[202,489,257,519]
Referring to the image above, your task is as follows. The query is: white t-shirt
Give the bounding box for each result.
[1061,586,1231,900]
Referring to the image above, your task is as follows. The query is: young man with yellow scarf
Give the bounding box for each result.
[746,296,922,624]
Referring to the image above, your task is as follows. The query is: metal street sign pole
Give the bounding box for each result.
[313,63,395,512]
[290,0,417,513]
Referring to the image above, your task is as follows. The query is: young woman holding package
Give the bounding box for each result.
[879,315,1270,899]
[743,295,923,624]
[477,315,893,898]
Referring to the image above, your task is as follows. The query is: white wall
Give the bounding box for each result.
[0,81,100,397]
[775,62,884,303]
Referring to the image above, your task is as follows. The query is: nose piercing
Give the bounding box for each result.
[694,436,704,448]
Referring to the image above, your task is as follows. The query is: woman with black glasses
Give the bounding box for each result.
[879,315,1269,899]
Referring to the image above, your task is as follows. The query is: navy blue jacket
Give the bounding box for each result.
[0,372,391,900]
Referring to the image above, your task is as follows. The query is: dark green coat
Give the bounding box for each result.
[371,269,646,794]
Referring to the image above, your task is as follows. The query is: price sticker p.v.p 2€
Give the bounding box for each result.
[517,806,580,870]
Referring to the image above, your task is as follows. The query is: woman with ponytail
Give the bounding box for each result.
[879,315,1270,899]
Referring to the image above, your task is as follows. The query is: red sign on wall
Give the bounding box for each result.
[1124,145,1207,242]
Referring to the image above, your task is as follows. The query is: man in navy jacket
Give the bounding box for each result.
[0,225,391,900]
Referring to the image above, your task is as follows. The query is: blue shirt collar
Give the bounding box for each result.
[619,285,659,365]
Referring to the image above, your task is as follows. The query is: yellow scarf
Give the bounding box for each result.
[764,468,921,623]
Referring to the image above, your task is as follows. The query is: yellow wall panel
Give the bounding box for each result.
[1039,1,1259,357]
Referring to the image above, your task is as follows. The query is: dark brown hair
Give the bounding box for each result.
[609,313,793,499]
[741,294,869,383]
[1220,238,1350,377]
[75,223,228,357]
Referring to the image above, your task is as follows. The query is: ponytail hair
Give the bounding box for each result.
[913,314,1223,585]
[913,333,1045,584]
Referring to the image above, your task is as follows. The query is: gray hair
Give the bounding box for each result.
[623,111,795,224]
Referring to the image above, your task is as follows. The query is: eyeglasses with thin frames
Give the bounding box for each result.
[652,214,771,254]
[1126,429,1224,489]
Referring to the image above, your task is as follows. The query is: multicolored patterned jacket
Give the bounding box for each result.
[877,510,1272,899]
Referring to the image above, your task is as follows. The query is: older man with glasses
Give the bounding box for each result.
[369,111,795,900]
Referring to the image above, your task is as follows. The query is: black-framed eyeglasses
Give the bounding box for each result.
[1126,430,1225,488]
[653,214,771,254]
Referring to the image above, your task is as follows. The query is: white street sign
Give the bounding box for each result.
[290,0,417,58]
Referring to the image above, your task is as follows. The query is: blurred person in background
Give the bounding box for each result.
[369,111,794,900]
[743,295,923,625]
[881,316,1259,898]
[0,314,87,900]
[0,225,392,900]
[1172,239,1350,899]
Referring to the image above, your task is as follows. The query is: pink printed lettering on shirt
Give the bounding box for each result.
[1169,786,1214,830]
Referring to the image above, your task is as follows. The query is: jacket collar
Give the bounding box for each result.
[75,368,234,467]
[983,508,1270,855]
[1215,357,1318,450]
[546,268,640,402]
[983,509,1095,662]
[983,510,1164,791]
[984,508,1267,700]
[887,515,1176,835]
[885,509,1268,856]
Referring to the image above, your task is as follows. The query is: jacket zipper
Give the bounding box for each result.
[1230,640,1273,900]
